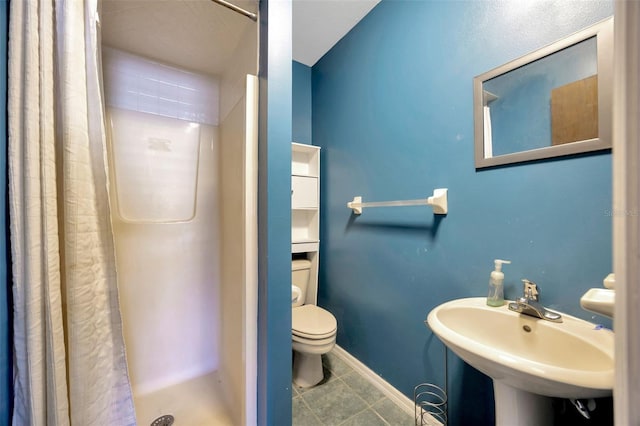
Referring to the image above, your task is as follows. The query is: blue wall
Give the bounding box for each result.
[1,1,10,423]
[257,0,293,424]
[293,60,312,144]
[312,1,612,425]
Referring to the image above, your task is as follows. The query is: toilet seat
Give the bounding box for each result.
[292,305,337,340]
[292,334,335,347]
[292,329,336,341]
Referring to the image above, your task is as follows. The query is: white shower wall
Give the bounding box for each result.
[218,25,259,426]
[110,123,221,395]
[102,47,220,125]
[103,49,223,396]
[98,4,263,424]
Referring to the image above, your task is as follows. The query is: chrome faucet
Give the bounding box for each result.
[508,279,563,323]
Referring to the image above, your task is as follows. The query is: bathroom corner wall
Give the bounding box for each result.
[312,1,613,425]
[0,2,10,423]
[293,61,312,145]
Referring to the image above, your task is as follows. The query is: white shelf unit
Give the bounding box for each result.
[292,143,319,176]
[291,143,320,253]
[291,142,320,305]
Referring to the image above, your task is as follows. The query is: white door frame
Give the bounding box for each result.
[244,74,259,426]
[612,2,640,424]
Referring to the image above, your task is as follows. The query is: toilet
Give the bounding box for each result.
[291,259,337,388]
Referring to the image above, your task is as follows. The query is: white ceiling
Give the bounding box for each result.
[293,0,380,66]
[100,0,379,75]
[101,0,257,76]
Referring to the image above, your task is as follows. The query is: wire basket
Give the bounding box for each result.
[416,320,448,425]
[414,382,447,425]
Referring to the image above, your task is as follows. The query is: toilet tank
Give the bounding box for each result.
[292,259,311,307]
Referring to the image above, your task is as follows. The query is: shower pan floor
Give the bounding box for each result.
[134,372,234,426]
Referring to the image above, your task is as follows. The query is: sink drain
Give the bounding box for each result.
[151,414,175,426]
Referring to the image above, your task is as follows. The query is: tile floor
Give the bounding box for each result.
[292,351,415,426]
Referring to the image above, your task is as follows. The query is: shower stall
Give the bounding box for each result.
[100,1,258,424]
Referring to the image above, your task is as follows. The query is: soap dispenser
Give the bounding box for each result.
[487,259,511,307]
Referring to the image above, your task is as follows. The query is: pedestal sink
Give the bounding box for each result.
[427,298,614,425]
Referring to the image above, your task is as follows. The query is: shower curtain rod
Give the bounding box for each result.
[210,0,257,21]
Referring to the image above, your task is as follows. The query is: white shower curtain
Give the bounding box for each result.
[8,1,136,425]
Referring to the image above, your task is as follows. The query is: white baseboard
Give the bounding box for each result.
[332,344,442,426]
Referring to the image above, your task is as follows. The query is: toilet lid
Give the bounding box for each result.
[292,305,337,337]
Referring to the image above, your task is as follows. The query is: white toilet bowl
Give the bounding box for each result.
[292,304,337,387]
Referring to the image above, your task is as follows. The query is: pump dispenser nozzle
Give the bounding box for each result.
[494,259,511,272]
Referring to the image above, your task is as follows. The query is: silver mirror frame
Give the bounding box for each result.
[474,17,613,169]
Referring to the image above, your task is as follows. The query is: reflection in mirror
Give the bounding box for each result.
[484,37,597,156]
[474,18,612,168]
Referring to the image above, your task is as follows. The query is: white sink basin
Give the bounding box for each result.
[428,297,615,425]
[580,288,615,318]
[427,298,614,399]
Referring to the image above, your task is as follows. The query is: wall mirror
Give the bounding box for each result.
[474,18,613,169]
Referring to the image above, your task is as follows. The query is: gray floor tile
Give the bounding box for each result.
[292,352,415,426]
[293,381,312,395]
[322,351,353,378]
[292,396,323,426]
[301,378,344,403]
[303,381,368,425]
[372,398,414,425]
[341,371,386,405]
[341,408,389,426]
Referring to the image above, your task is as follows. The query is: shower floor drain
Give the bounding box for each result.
[151,414,175,426]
